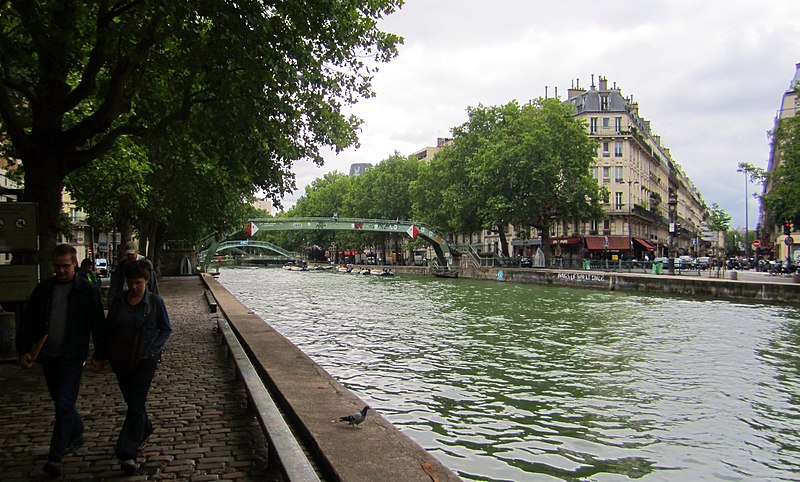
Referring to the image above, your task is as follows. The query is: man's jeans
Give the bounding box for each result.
[115,358,158,460]
[42,359,85,462]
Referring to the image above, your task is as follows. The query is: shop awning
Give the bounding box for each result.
[549,236,582,245]
[585,235,631,251]
[633,237,656,251]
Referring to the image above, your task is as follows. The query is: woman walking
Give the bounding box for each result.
[106,259,172,474]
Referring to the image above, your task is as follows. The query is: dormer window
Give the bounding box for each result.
[600,94,609,111]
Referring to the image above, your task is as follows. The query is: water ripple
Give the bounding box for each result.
[219,267,800,481]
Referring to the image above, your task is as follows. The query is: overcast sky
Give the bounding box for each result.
[286,0,800,231]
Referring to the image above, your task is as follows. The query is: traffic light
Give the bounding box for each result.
[784,221,792,236]
[675,223,682,233]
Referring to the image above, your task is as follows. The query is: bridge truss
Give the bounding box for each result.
[201,217,454,270]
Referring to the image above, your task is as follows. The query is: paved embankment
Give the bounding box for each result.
[0,276,274,481]
[202,274,462,482]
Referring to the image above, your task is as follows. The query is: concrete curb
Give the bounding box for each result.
[201,273,462,482]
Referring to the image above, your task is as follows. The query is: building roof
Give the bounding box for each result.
[569,88,628,114]
[787,62,800,93]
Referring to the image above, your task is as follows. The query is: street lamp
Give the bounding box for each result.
[667,193,678,275]
[627,179,639,262]
[736,165,750,263]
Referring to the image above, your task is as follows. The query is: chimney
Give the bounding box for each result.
[590,74,596,90]
[568,78,586,100]
[629,99,639,116]
[599,76,608,91]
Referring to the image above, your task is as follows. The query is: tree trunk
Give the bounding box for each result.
[498,226,510,258]
[117,219,133,264]
[20,156,66,278]
[540,229,552,261]
[152,222,167,273]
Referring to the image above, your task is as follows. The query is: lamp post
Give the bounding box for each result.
[736,165,750,264]
[627,179,639,263]
[667,193,678,275]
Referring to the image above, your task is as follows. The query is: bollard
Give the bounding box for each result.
[729,271,738,280]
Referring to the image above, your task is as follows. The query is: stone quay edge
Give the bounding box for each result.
[201,273,462,482]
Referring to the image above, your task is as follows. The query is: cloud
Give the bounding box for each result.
[294,0,799,230]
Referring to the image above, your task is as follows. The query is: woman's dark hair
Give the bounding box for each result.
[124,259,152,282]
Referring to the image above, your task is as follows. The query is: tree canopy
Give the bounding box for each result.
[763,96,800,227]
[413,98,605,257]
[706,202,731,233]
[0,0,403,270]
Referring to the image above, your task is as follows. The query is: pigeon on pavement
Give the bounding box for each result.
[338,406,370,427]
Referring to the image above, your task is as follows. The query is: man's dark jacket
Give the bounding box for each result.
[16,275,106,362]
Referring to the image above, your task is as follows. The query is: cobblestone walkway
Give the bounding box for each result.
[0,277,274,481]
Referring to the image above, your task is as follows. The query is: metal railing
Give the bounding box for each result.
[215,312,321,481]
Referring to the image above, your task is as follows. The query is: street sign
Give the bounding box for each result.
[0,202,38,252]
[753,239,761,248]
[406,225,419,238]
[785,236,794,247]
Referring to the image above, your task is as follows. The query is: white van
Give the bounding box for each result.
[95,258,109,277]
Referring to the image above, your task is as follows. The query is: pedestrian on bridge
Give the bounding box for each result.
[16,244,106,478]
[105,259,172,474]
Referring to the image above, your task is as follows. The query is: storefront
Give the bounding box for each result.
[549,236,582,265]
[511,239,541,258]
[632,237,656,259]
[584,235,632,260]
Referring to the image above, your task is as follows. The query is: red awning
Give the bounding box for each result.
[633,237,656,251]
[549,236,582,245]
[585,236,631,251]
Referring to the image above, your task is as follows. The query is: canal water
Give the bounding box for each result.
[217,266,800,481]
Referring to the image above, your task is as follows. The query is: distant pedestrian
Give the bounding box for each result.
[105,259,171,474]
[78,258,102,295]
[16,244,106,478]
[109,241,158,302]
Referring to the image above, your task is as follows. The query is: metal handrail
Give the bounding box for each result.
[216,314,320,482]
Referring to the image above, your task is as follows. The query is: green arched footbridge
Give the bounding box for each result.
[202,217,454,268]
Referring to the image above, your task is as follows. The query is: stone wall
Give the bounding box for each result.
[160,249,196,276]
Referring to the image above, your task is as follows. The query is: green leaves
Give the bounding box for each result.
[763,107,800,226]
[413,98,603,255]
[706,203,731,233]
[1,1,403,254]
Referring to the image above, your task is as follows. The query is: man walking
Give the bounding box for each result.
[16,244,106,477]
[108,241,158,303]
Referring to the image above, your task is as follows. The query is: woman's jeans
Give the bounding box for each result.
[114,357,158,460]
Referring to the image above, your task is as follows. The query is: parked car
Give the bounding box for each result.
[95,258,109,277]
[520,256,533,268]
[695,256,710,269]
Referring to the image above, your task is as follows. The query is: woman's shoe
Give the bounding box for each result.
[43,460,62,477]
[120,459,137,474]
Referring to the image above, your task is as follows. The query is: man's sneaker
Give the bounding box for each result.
[120,459,137,475]
[65,435,85,454]
[43,460,62,477]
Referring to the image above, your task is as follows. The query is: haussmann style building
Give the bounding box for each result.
[760,62,800,263]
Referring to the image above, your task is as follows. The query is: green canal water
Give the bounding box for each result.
[217,266,800,481]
